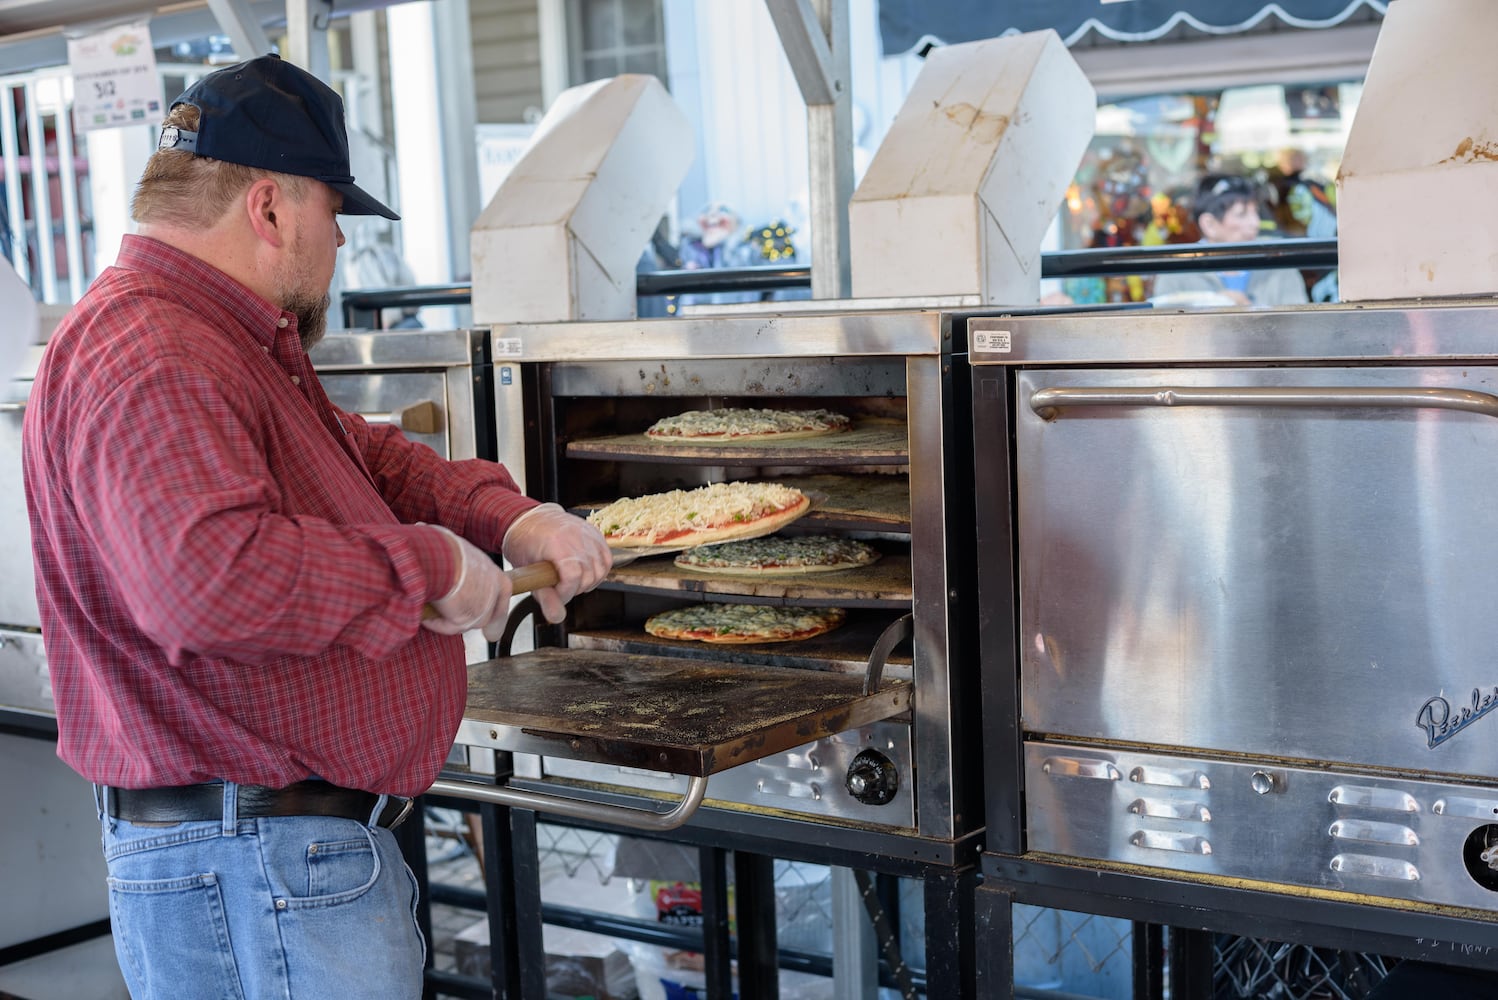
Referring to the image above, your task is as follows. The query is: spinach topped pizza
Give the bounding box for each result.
[674,534,880,575]
[644,603,847,644]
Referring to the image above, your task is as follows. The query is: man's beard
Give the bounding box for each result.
[272,228,331,350]
[284,290,330,350]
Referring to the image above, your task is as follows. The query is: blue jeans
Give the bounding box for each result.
[98,784,426,999]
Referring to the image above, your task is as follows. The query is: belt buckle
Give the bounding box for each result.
[385,796,416,830]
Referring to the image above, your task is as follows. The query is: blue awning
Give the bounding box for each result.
[879,0,1387,55]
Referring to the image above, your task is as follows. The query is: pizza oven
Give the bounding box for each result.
[389,307,990,995]
[432,308,984,866]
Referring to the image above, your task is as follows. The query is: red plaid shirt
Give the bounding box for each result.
[24,236,538,796]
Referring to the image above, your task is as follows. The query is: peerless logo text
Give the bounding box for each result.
[1417,686,1498,748]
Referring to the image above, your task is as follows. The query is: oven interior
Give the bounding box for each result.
[507,354,928,833]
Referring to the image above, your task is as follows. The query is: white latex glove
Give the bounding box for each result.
[423,525,512,636]
[501,503,612,624]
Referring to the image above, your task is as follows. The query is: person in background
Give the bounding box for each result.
[1269,147,1341,302]
[1151,172,1310,307]
[21,54,611,999]
[677,201,756,307]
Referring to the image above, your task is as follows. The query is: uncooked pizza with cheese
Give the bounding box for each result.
[674,534,880,575]
[644,603,847,644]
[644,407,852,442]
[586,481,810,550]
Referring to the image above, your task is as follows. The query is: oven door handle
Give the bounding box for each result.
[360,399,444,434]
[425,773,709,831]
[1029,385,1498,420]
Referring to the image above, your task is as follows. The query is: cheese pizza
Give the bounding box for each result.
[586,481,810,550]
[644,603,847,644]
[674,534,880,576]
[644,407,851,442]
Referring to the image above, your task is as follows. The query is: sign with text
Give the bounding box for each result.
[67,21,165,134]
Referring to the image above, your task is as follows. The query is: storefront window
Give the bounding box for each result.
[1057,80,1361,304]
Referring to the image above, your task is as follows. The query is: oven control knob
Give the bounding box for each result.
[845,749,899,806]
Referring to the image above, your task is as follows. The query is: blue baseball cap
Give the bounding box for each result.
[158,53,399,221]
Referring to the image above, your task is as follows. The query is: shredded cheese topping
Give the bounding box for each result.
[645,407,850,439]
[587,481,805,542]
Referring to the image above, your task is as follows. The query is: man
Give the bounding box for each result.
[1151,172,1311,308]
[22,54,611,998]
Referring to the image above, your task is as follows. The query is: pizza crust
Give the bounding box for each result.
[588,482,811,550]
[645,407,851,442]
[644,604,847,644]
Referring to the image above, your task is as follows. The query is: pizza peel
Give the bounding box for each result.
[601,486,827,567]
[422,487,827,618]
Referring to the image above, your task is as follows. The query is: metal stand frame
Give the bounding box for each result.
[401,787,981,999]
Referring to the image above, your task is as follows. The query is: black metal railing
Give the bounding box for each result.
[339,237,1339,329]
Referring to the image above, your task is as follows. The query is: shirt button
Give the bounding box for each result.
[291,375,301,385]
[262,346,270,353]
[277,317,289,328]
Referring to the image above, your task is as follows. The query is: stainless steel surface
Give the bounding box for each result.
[428,773,708,832]
[480,326,966,843]
[489,309,948,362]
[1013,362,1498,779]
[0,376,36,629]
[310,328,481,369]
[310,330,486,664]
[0,733,109,948]
[311,330,482,471]
[975,302,1498,910]
[970,299,1498,365]
[1029,384,1498,420]
[906,355,962,841]
[319,372,448,457]
[542,722,916,828]
[548,357,908,397]
[0,628,48,715]
[763,0,853,300]
[1024,741,1498,911]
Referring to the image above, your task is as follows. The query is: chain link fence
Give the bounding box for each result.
[1213,937,1391,999]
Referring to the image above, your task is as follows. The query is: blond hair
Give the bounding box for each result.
[132,103,306,228]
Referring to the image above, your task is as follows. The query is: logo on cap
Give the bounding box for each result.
[157,125,198,153]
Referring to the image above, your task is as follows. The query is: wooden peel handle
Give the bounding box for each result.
[421,561,560,620]
[507,561,561,594]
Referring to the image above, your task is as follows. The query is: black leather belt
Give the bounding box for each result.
[105,781,414,829]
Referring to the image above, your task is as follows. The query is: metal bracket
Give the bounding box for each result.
[763,0,853,299]
[203,0,272,60]
[864,612,913,696]
[763,0,837,105]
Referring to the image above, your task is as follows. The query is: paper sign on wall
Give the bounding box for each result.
[67,21,165,134]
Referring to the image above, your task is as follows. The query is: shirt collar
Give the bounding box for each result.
[116,234,296,349]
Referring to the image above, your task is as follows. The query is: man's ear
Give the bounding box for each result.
[245,178,288,247]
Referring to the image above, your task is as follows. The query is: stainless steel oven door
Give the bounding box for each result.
[0,378,36,630]
[1015,365,1498,780]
